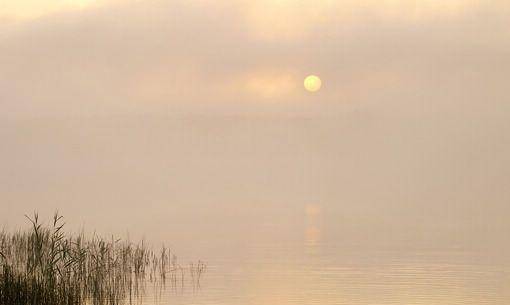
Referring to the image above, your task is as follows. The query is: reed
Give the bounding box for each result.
[0,212,205,305]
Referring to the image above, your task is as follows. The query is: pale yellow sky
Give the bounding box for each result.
[1,0,102,20]
[0,0,482,21]
[1,0,510,253]
[1,0,508,117]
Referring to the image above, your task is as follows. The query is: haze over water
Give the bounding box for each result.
[2,1,510,304]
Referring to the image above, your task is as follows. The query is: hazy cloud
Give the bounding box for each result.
[1,0,509,117]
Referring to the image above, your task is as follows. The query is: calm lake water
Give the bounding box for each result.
[134,202,510,305]
[2,117,510,304]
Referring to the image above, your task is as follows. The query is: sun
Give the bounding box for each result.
[304,75,322,92]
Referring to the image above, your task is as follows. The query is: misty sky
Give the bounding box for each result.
[1,1,510,247]
[1,0,508,117]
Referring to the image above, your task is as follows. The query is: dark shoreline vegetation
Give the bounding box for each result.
[0,213,206,305]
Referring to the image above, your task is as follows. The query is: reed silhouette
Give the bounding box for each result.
[0,212,205,305]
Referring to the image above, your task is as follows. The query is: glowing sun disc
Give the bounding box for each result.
[304,75,322,92]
